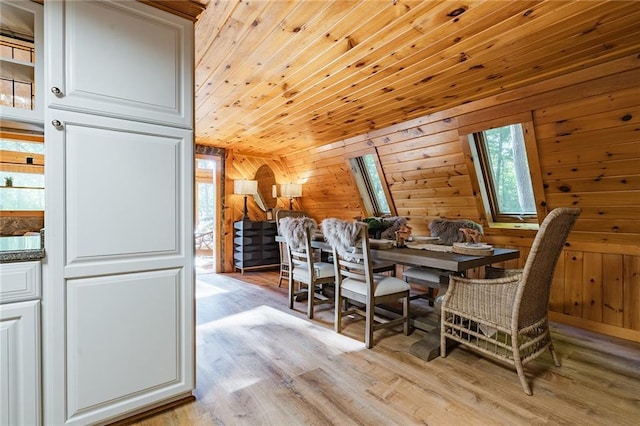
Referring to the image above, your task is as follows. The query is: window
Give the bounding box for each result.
[0,135,44,210]
[348,152,394,216]
[469,124,537,223]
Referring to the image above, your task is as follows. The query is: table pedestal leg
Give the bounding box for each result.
[409,281,457,361]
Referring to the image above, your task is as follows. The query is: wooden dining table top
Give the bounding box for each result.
[276,235,520,273]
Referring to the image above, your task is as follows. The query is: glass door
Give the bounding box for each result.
[195,154,220,272]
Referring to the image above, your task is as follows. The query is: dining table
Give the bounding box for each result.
[371,243,519,361]
[276,235,520,361]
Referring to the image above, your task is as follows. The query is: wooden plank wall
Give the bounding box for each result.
[223,152,298,271]
[226,54,640,342]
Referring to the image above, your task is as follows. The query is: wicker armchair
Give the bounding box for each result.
[440,207,581,395]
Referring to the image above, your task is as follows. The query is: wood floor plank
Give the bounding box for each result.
[127,270,640,426]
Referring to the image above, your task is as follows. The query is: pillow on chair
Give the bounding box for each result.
[279,216,317,251]
[429,219,483,245]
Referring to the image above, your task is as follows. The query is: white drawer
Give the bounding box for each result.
[0,261,41,303]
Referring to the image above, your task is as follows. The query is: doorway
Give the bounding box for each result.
[195,152,222,273]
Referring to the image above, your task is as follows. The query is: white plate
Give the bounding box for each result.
[453,242,493,250]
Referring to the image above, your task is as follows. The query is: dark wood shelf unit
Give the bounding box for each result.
[233,220,279,274]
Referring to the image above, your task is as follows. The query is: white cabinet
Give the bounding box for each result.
[0,0,44,124]
[0,261,41,303]
[44,107,194,426]
[44,1,194,424]
[45,0,193,128]
[0,261,42,426]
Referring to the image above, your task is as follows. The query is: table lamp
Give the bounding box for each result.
[281,183,302,210]
[234,179,258,220]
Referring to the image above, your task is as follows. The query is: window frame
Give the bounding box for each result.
[345,148,396,217]
[459,111,546,230]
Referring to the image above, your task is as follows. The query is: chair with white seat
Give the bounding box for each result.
[274,209,307,287]
[322,218,411,349]
[279,216,334,319]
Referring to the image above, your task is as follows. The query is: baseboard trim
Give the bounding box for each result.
[549,311,640,343]
[106,393,196,426]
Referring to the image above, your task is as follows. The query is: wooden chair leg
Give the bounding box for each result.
[334,289,342,333]
[308,283,314,319]
[403,292,410,335]
[365,303,374,349]
[288,276,295,310]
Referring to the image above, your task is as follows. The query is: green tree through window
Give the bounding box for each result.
[348,152,392,216]
[472,123,536,222]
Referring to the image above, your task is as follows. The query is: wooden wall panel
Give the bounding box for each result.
[564,251,584,318]
[623,255,640,331]
[582,252,603,323]
[602,254,624,328]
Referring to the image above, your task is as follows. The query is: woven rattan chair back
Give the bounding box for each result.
[516,208,582,328]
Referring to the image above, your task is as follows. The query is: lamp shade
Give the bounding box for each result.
[234,179,258,195]
[281,183,302,198]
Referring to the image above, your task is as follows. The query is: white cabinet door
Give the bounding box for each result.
[44,110,194,425]
[45,0,193,128]
[0,0,44,124]
[0,261,41,303]
[0,300,41,426]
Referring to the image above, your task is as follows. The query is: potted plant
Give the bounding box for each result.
[4,177,13,187]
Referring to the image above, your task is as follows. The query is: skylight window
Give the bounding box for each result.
[471,124,536,220]
[348,152,394,217]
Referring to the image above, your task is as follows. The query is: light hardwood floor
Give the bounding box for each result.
[130,270,640,426]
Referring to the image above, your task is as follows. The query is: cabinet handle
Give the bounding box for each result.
[51,87,63,96]
[51,120,63,129]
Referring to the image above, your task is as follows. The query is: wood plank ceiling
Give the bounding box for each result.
[180,0,640,156]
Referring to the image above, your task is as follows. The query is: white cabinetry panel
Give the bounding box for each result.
[0,300,41,426]
[0,261,41,303]
[64,117,182,262]
[46,110,192,276]
[46,0,193,127]
[65,269,186,419]
[43,1,194,424]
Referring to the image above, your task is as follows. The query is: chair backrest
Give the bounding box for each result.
[275,209,307,265]
[516,207,581,327]
[275,209,307,233]
[278,216,318,280]
[322,219,375,298]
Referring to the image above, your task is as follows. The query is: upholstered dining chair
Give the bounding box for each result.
[279,216,335,319]
[322,218,411,349]
[440,207,581,395]
[274,209,307,287]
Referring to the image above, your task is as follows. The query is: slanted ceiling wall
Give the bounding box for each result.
[226,54,640,342]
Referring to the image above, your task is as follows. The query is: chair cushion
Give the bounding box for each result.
[292,262,335,281]
[342,275,410,297]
